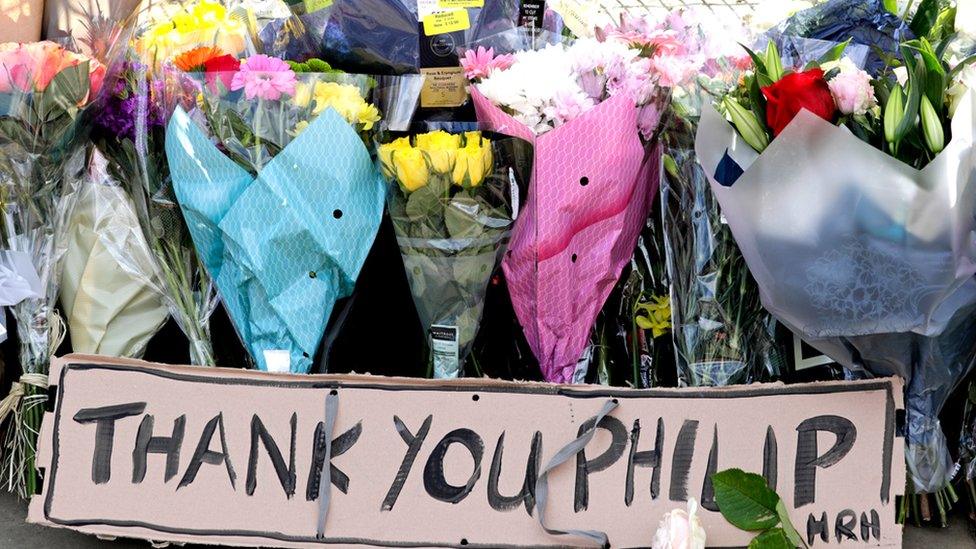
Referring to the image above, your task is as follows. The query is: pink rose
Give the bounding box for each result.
[86,60,106,100]
[21,41,68,91]
[827,67,877,116]
[0,43,34,92]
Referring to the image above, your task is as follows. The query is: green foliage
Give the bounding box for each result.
[748,528,792,549]
[910,0,946,38]
[712,469,780,531]
[712,468,808,549]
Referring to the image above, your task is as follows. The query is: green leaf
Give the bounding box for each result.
[814,39,851,67]
[748,528,793,549]
[405,184,441,223]
[930,6,956,41]
[902,58,925,137]
[37,62,89,121]
[883,0,898,14]
[445,195,485,240]
[746,73,768,127]
[775,500,805,548]
[910,0,944,39]
[742,44,768,77]
[712,469,781,531]
[935,33,957,61]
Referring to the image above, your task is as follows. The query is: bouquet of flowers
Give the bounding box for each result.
[696,4,976,518]
[166,52,418,373]
[590,9,787,389]
[0,39,116,496]
[59,149,169,358]
[377,125,532,378]
[86,0,256,367]
[465,29,675,384]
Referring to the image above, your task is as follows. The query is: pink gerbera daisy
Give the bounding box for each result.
[230,54,297,101]
[460,46,514,81]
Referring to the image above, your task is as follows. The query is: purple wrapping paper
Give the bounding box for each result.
[472,88,658,383]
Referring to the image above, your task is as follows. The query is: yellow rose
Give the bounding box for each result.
[392,147,430,192]
[378,137,412,178]
[415,130,461,174]
[452,139,493,187]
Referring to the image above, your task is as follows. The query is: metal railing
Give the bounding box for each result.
[598,0,759,19]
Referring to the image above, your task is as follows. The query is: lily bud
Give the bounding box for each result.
[723,97,769,153]
[920,95,945,154]
[884,85,904,145]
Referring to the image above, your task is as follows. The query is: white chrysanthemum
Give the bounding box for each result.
[474,43,591,134]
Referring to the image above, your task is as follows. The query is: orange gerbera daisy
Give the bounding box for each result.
[173,46,226,71]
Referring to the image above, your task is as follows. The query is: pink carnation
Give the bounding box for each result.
[230,54,297,101]
[460,46,514,81]
[827,68,877,116]
[649,54,701,88]
[544,89,595,127]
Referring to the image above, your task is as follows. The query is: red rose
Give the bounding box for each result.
[203,54,241,93]
[761,68,837,136]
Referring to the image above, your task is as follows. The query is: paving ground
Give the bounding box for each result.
[0,491,972,548]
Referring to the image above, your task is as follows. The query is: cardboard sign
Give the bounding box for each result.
[30,355,904,548]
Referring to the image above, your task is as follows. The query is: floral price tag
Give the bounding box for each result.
[422,9,470,35]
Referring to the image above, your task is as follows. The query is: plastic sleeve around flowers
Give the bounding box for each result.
[660,112,784,387]
[695,91,976,493]
[247,0,562,73]
[378,121,534,378]
[59,150,169,359]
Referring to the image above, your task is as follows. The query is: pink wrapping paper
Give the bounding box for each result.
[472,88,659,383]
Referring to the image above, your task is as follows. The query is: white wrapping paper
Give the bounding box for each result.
[60,152,168,358]
[696,91,976,492]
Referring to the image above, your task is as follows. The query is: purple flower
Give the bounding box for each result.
[94,61,166,141]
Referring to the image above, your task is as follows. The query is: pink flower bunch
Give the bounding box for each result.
[460,46,514,81]
[0,41,105,101]
[230,54,297,101]
[596,13,682,57]
[597,8,752,89]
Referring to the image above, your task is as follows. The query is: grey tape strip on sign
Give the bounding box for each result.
[534,399,618,547]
